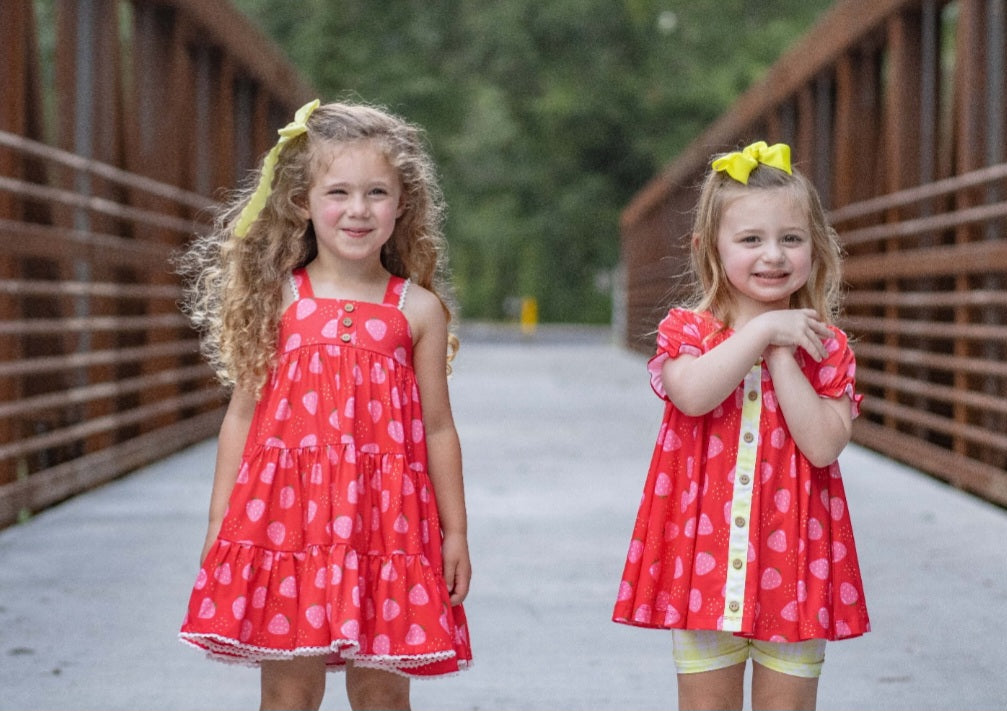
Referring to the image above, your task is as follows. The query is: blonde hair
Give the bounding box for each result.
[688,157,843,326]
[179,101,456,396]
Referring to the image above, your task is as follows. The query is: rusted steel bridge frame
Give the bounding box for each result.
[0,0,314,527]
[620,0,1007,506]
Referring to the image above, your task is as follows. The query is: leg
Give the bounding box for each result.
[676,662,746,711]
[260,656,327,711]
[751,663,820,710]
[346,662,411,711]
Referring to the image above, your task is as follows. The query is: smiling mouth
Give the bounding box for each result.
[754,271,789,279]
[343,227,371,238]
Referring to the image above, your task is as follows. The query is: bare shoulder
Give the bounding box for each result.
[402,283,447,340]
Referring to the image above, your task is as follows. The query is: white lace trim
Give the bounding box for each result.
[289,273,300,301]
[178,632,469,677]
[397,278,411,310]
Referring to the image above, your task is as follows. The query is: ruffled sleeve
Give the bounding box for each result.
[808,326,863,418]
[647,308,708,400]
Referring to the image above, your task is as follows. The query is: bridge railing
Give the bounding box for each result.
[0,0,314,527]
[620,0,1007,506]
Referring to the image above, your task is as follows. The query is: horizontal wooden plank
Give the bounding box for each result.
[0,408,224,528]
[845,290,1007,309]
[0,312,188,335]
[0,279,180,300]
[842,315,1007,341]
[0,339,199,377]
[844,241,1007,281]
[0,217,174,265]
[860,398,1007,451]
[840,201,1007,247]
[852,342,1007,379]
[857,368,1007,416]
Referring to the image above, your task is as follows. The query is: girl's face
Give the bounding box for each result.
[299,140,404,268]
[715,187,813,322]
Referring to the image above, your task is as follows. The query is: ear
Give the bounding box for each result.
[293,195,310,221]
[691,233,701,250]
[395,197,406,219]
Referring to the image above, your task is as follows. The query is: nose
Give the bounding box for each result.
[347,192,370,216]
[763,239,785,262]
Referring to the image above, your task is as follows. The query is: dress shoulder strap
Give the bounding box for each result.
[290,268,314,300]
[382,275,411,310]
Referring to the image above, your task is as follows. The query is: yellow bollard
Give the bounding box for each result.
[519,297,538,337]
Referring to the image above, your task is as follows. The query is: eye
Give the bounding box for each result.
[740,234,760,244]
[783,232,805,244]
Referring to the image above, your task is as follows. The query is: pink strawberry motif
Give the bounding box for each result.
[655,472,672,496]
[307,499,318,524]
[321,319,341,338]
[365,318,387,341]
[299,434,317,448]
[245,499,265,522]
[368,400,383,422]
[808,517,823,540]
[372,634,391,655]
[770,427,786,448]
[240,619,253,642]
[689,589,703,613]
[761,461,774,483]
[797,580,808,602]
[267,521,286,546]
[232,596,246,620]
[279,576,297,598]
[388,421,405,443]
[295,298,317,320]
[664,605,682,625]
[840,582,860,605]
[648,561,662,579]
[279,486,297,509]
[353,365,364,385]
[633,604,653,623]
[662,430,682,452]
[302,391,318,415]
[214,562,232,584]
[411,419,425,443]
[835,619,853,638]
[197,598,216,619]
[194,568,208,590]
[409,584,430,605]
[252,586,268,608]
[330,564,343,585]
[698,513,714,535]
[340,619,360,639]
[310,463,323,484]
[268,614,291,635]
[695,552,716,575]
[260,462,277,484]
[393,514,409,534]
[617,581,633,602]
[344,396,356,419]
[830,497,846,521]
[309,351,324,374]
[817,607,830,629]
[707,435,724,459]
[236,462,250,484]
[680,481,698,511]
[402,475,416,496]
[345,550,359,570]
[287,361,302,383]
[382,599,401,621]
[761,568,783,590]
[405,623,427,645]
[283,333,301,352]
[333,515,353,539]
[780,600,799,622]
[314,567,327,589]
[763,390,778,412]
[809,558,830,580]
[774,489,791,513]
[817,365,837,387]
[394,346,408,365]
[305,604,326,629]
[767,530,787,553]
[832,541,848,562]
[380,561,398,581]
[371,362,387,384]
[627,539,644,563]
[674,556,684,579]
[665,522,680,540]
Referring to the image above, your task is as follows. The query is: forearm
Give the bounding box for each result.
[766,350,852,466]
[424,424,467,536]
[207,391,256,525]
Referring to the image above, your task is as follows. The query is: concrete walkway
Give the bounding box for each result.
[1,325,1005,710]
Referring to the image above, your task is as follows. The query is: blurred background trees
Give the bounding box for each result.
[233,0,832,322]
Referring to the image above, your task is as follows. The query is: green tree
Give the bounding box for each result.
[233,0,832,322]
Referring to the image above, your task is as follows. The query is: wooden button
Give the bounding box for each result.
[728,600,740,613]
[340,333,352,343]
[739,474,751,486]
[344,303,355,312]
[732,559,743,570]
[743,432,754,444]
[734,516,746,528]
[342,317,353,327]
[747,391,758,401]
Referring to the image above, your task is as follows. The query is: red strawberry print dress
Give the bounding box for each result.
[613,308,870,642]
[180,268,471,677]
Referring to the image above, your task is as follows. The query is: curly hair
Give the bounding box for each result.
[688,156,844,327]
[178,101,457,397]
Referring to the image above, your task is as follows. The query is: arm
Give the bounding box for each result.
[663,308,832,416]
[764,345,853,468]
[200,387,257,563]
[406,287,470,606]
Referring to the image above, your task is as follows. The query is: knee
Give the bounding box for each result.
[260,660,326,711]
[346,668,410,711]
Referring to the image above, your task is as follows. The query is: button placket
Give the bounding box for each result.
[722,362,762,631]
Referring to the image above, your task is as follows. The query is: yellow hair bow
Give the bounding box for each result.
[233,98,321,238]
[711,141,792,185]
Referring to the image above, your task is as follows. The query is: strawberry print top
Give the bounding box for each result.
[179,268,471,677]
[612,308,870,642]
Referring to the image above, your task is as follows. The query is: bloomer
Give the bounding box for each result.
[672,630,826,679]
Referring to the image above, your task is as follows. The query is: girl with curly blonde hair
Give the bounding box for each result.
[178,100,471,711]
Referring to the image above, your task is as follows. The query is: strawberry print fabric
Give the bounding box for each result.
[613,308,870,642]
[180,269,471,676]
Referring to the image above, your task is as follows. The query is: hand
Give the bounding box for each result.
[752,308,831,362]
[441,531,471,605]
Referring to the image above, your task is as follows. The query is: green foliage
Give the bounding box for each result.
[232,0,832,322]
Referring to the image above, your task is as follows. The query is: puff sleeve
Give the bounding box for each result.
[805,326,863,418]
[647,309,707,400]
